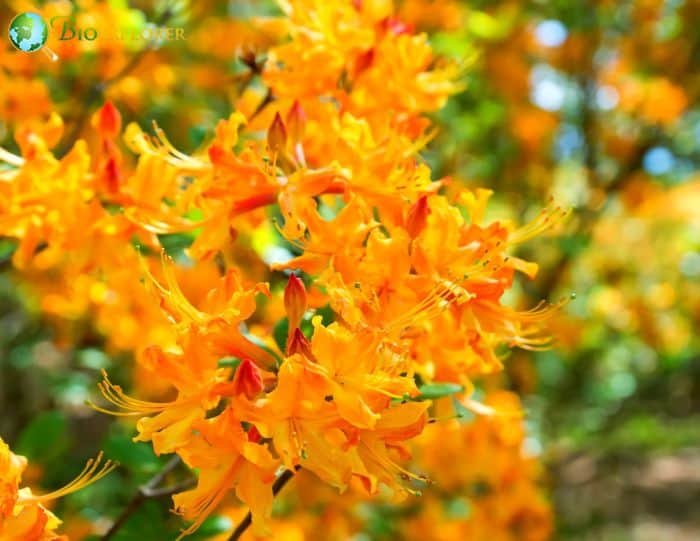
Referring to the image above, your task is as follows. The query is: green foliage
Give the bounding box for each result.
[417,382,464,399]
[15,411,69,464]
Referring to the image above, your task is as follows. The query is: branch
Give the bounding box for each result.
[100,456,194,541]
[227,469,296,541]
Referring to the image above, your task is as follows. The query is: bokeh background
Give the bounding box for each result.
[1,1,699,540]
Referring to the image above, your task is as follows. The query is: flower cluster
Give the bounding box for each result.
[221,392,551,541]
[0,0,568,538]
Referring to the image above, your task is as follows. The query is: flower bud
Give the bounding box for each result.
[406,196,430,238]
[267,112,287,154]
[93,101,122,139]
[232,358,264,399]
[286,101,306,144]
[284,274,307,330]
[287,327,313,358]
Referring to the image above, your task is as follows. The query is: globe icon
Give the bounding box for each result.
[8,12,48,53]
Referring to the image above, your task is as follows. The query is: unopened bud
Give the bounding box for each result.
[93,101,122,139]
[232,358,264,399]
[284,274,307,330]
[406,196,430,238]
[286,100,306,144]
[267,112,287,154]
[287,327,313,358]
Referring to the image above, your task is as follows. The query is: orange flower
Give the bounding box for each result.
[0,438,115,541]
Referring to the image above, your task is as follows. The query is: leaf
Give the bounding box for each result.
[16,412,69,464]
[102,424,164,477]
[157,232,196,256]
[273,317,288,353]
[417,382,464,400]
[313,303,335,325]
[443,497,472,519]
[77,348,111,370]
[217,356,241,369]
[0,238,17,261]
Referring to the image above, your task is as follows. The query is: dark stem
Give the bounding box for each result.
[101,456,193,541]
[249,89,274,122]
[227,469,296,541]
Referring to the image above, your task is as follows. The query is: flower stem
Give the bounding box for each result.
[100,456,192,541]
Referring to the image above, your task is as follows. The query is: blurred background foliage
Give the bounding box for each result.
[1,0,699,540]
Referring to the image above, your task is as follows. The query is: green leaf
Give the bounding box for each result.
[157,232,196,256]
[16,412,69,464]
[102,424,163,477]
[77,348,111,370]
[443,497,472,519]
[0,238,17,260]
[217,356,241,369]
[417,382,464,400]
[313,304,335,325]
[273,317,289,353]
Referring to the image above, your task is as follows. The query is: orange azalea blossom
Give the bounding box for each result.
[0,438,115,541]
[222,392,551,541]
[0,1,571,538]
[236,318,425,492]
[0,111,175,353]
[274,191,568,385]
[172,407,279,539]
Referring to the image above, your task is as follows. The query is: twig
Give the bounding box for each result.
[248,89,274,123]
[101,456,193,541]
[227,469,296,541]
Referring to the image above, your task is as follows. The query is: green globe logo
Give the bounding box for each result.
[8,12,48,53]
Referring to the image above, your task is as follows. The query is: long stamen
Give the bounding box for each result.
[360,441,428,494]
[176,463,241,540]
[21,452,117,502]
[0,146,24,167]
[127,123,209,171]
[140,251,207,324]
[509,202,571,244]
[459,397,524,418]
[387,279,471,332]
[151,122,210,171]
[87,370,174,416]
